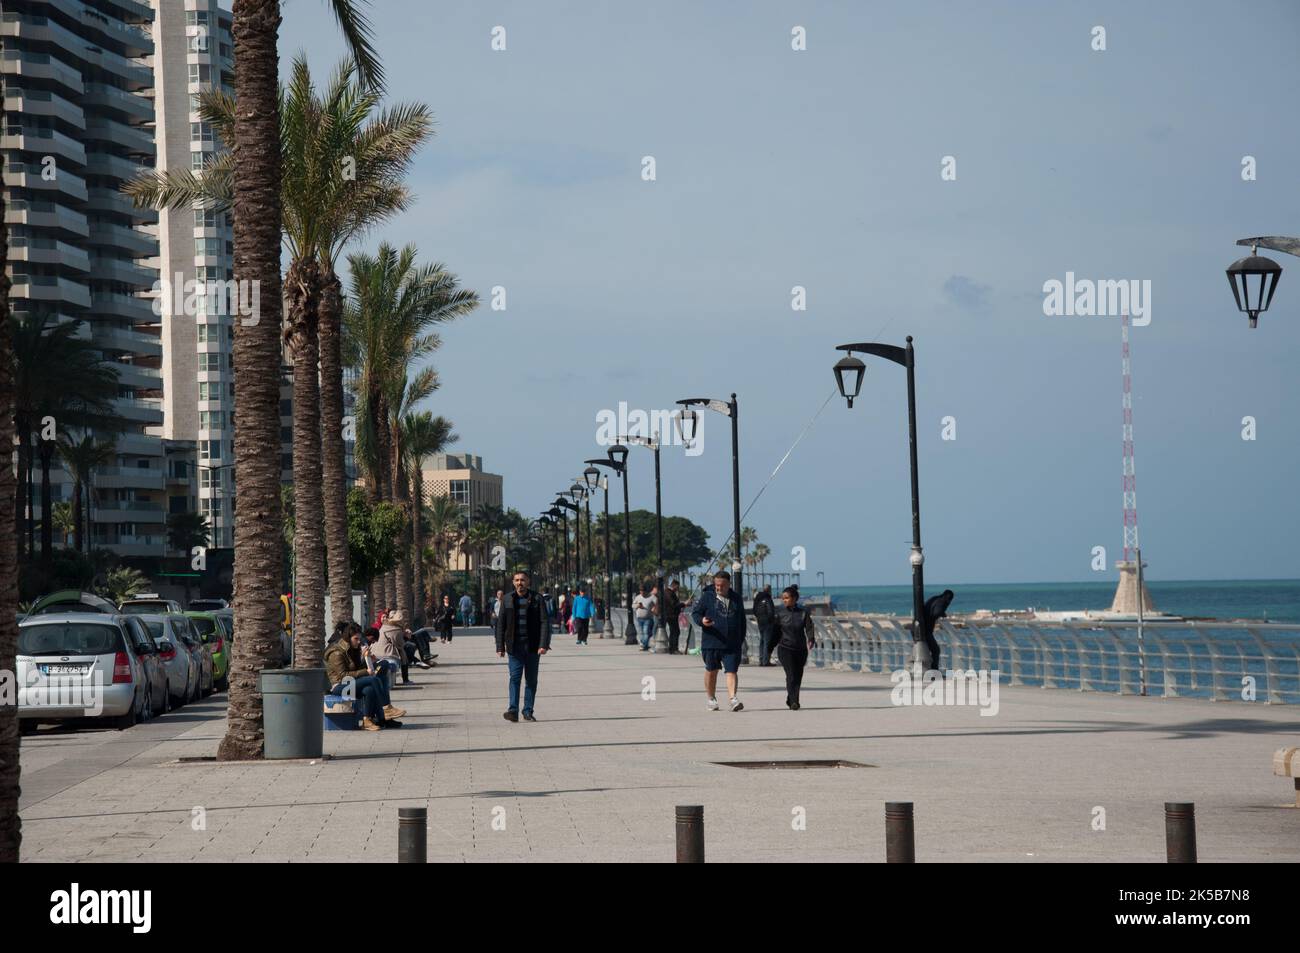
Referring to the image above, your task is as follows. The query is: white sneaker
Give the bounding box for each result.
[729,696,744,712]
[706,697,720,711]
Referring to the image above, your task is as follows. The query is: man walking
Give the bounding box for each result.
[571,584,594,645]
[691,570,746,711]
[495,570,551,722]
[459,592,474,626]
[663,579,683,654]
[753,584,777,666]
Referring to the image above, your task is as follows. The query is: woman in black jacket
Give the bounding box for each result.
[773,585,816,709]
[435,595,456,643]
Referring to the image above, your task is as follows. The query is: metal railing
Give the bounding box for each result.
[614,607,1300,704]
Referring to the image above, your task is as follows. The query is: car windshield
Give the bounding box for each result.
[121,602,168,614]
[143,621,166,640]
[190,616,217,637]
[19,623,123,657]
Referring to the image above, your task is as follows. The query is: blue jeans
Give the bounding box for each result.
[507,648,540,715]
[331,675,389,723]
[636,616,654,647]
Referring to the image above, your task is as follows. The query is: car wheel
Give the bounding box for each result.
[113,695,140,731]
[162,683,172,715]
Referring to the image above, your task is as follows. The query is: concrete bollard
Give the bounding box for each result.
[885,802,915,863]
[676,805,704,863]
[398,806,427,863]
[1164,802,1196,863]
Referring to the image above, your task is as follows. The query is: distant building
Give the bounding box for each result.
[422,453,503,571]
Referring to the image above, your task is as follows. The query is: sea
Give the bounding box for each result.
[811,579,1300,624]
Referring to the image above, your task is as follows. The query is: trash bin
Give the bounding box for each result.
[261,668,328,759]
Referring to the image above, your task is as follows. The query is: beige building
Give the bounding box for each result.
[422,453,503,571]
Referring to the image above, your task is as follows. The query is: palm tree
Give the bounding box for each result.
[401,410,456,621]
[210,0,383,761]
[0,148,20,861]
[11,315,120,570]
[344,243,478,608]
[57,432,116,554]
[127,59,429,669]
[423,493,463,606]
[464,520,500,621]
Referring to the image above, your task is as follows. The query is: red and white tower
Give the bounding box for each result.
[1110,312,1156,614]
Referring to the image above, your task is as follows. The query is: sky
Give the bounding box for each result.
[279,0,1300,587]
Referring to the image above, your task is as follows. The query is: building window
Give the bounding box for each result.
[190,122,214,144]
[450,480,470,506]
[200,411,224,430]
[191,151,207,172]
[199,352,222,372]
[188,64,212,85]
[194,208,220,229]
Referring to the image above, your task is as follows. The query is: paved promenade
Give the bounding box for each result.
[18,626,1300,862]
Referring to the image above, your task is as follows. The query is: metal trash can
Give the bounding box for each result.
[261,668,329,759]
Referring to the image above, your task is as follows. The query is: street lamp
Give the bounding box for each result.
[549,502,570,586]
[621,433,667,652]
[537,513,554,593]
[583,463,611,632]
[595,445,637,644]
[566,484,587,585]
[833,336,932,673]
[1226,237,1292,328]
[817,570,825,595]
[676,394,743,606]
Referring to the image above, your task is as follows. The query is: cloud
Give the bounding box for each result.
[943,275,993,314]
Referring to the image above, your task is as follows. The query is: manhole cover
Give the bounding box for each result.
[711,759,873,769]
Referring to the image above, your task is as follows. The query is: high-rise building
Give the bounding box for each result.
[2,0,167,558]
[143,0,234,548]
[422,453,504,571]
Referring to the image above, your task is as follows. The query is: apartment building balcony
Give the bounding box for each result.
[94,465,164,490]
[0,126,87,167]
[92,324,161,357]
[6,235,90,273]
[83,150,148,185]
[2,86,85,130]
[105,360,161,392]
[10,275,92,310]
[88,252,156,288]
[90,291,155,323]
[2,161,89,203]
[0,49,84,97]
[87,220,155,258]
[77,2,153,58]
[93,535,166,558]
[93,500,166,521]
[82,82,153,124]
[4,199,89,240]
[112,396,164,426]
[82,118,154,159]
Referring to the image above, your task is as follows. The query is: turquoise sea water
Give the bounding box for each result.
[808,579,1300,623]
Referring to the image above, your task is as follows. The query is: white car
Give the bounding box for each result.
[18,614,155,731]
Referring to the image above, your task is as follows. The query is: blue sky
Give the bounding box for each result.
[282,0,1300,586]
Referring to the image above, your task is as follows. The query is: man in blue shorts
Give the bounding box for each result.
[690,570,746,711]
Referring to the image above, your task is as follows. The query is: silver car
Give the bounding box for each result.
[138,614,204,707]
[18,614,154,731]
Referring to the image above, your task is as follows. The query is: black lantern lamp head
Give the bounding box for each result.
[607,444,629,468]
[833,354,867,408]
[674,405,699,443]
[583,466,600,490]
[1226,247,1282,328]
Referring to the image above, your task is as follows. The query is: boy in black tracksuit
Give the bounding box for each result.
[773,585,816,709]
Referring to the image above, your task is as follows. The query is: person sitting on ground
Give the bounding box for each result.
[324,625,405,731]
[376,609,412,684]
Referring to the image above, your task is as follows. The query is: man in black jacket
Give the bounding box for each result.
[495,570,552,722]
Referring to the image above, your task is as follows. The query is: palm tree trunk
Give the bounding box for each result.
[218,0,284,763]
[14,430,26,564]
[72,478,83,553]
[372,395,396,609]
[38,441,54,571]
[410,467,424,623]
[285,257,325,669]
[25,440,34,558]
[318,269,353,625]
[392,455,412,618]
[0,149,23,862]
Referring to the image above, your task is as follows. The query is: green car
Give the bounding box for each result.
[184,611,230,692]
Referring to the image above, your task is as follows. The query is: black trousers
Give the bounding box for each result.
[667,617,681,653]
[778,645,808,706]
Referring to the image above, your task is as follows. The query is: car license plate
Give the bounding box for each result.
[43,664,87,675]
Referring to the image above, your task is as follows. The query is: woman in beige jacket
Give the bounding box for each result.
[375,609,410,685]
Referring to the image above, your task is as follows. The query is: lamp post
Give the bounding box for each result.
[566,485,586,585]
[549,501,570,587]
[588,454,632,641]
[621,434,667,652]
[1226,236,1293,328]
[675,395,743,606]
[538,514,554,594]
[833,337,931,673]
[583,464,610,634]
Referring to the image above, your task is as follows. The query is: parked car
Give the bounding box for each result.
[28,590,117,616]
[120,616,170,717]
[119,595,183,615]
[139,614,204,707]
[18,614,155,731]
[185,611,230,692]
[188,598,229,612]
